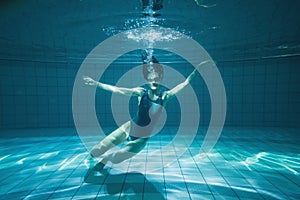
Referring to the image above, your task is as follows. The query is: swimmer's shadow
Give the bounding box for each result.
[84,166,166,199]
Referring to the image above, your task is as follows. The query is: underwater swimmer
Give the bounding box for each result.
[83,55,209,170]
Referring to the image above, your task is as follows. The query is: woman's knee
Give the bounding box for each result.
[126,138,149,153]
[91,134,128,157]
[110,153,123,164]
[90,144,105,157]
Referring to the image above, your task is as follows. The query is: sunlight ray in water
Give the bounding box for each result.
[36,163,48,173]
[50,158,68,171]
[241,152,300,175]
[16,157,26,164]
[0,154,10,162]
[192,150,300,176]
[0,130,299,199]
[58,152,86,171]
[12,152,30,158]
[40,151,60,159]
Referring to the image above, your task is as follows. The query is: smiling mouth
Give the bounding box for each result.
[150,82,159,88]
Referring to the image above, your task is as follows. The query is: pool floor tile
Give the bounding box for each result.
[0,127,299,199]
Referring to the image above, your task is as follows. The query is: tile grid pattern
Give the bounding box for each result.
[1,55,300,129]
[0,128,299,200]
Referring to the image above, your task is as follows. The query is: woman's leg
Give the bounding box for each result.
[99,137,149,167]
[90,121,130,157]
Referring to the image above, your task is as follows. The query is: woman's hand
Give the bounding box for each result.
[83,76,97,86]
[196,60,210,70]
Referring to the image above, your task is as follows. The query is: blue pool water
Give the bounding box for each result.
[1,0,300,199]
[0,128,299,199]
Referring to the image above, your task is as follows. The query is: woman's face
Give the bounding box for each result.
[147,72,160,90]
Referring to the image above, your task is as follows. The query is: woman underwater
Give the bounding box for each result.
[83,54,209,170]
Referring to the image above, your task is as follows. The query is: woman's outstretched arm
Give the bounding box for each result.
[163,60,210,101]
[83,76,145,96]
